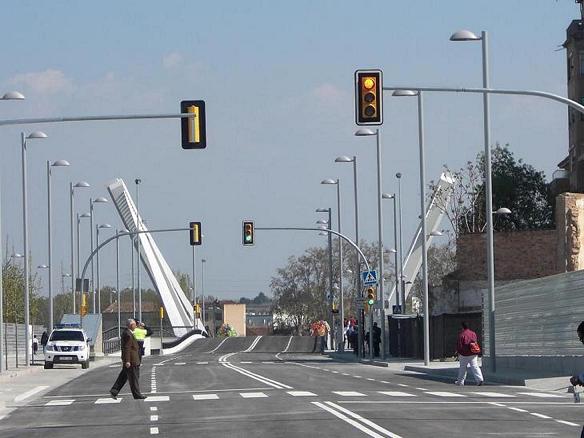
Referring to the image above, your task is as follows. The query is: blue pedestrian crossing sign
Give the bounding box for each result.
[361,270,378,286]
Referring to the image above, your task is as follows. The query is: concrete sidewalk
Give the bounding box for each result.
[0,356,118,420]
[327,352,572,392]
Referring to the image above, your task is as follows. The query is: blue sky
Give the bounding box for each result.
[0,1,578,300]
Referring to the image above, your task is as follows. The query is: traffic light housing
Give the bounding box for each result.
[242,220,254,246]
[190,221,202,246]
[355,69,383,126]
[80,293,88,317]
[366,287,376,306]
[181,100,207,149]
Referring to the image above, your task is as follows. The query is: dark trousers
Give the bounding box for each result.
[111,365,142,398]
[373,341,380,357]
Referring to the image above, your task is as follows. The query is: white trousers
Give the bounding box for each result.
[457,355,483,385]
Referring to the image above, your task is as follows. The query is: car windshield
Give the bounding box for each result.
[49,331,85,342]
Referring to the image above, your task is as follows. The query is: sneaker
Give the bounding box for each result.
[477,381,484,386]
[134,395,147,400]
[454,380,464,386]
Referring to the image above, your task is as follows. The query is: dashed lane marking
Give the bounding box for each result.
[529,412,552,419]
[150,407,158,412]
[174,362,186,366]
[518,392,565,399]
[333,391,366,397]
[150,427,159,435]
[378,391,416,397]
[556,419,579,427]
[287,391,317,397]
[508,407,528,413]
[240,392,268,398]
[150,415,158,421]
[470,392,515,398]
[425,392,466,398]
[145,396,169,402]
[397,384,408,387]
[95,398,121,404]
[196,361,209,365]
[45,399,74,406]
[193,394,219,400]
[366,378,375,381]
[240,361,252,364]
[415,387,427,391]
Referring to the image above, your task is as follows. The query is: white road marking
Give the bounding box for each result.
[196,361,209,365]
[261,361,274,364]
[287,391,317,397]
[109,364,119,368]
[95,398,122,404]
[240,392,268,398]
[518,392,564,398]
[207,338,229,353]
[15,386,50,402]
[193,394,219,400]
[45,399,74,406]
[282,336,293,353]
[415,387,427,391]
[313,401,403,438]
[396,384,408,387]
[150,427,159,435]
[353,376,363,379]
[425,391,466,398]
[150,407,158,412]
[331,371,339,374]
[150,415,158,421]
[529,412,552,419]
[380,381,391,384]
[145,396,169,402]
[240,361,252,364]
[366,378,375,381]
[174,362,186,366]
[508,407,528,413]
[333,391,366,397]
[242,336,262,352]
[342,373,350,376]
[378,391,415,397]
[471,392,515,398]
[221,361,292,389]
[555,419,579,427]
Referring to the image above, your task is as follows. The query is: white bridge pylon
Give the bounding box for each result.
[107,178,198,337]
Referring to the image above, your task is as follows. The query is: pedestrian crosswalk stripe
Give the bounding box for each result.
[45,399,74,406]
[287,391,317,397]
[145,396,169,402]
[240,392,268,398]
[150,415,158,421]
[95,398,122,404]
[150,427,159,435]
[378,391,416,397]
[150,407,158,412]
[193,394,219,400]
[530,412,552,419]
[518,392,564,398]
[333,391,366,397]
[425,391,466,398]
[471,392,515,398]
[240,361,252,364]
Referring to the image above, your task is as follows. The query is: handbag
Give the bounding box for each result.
[469,341,481,354]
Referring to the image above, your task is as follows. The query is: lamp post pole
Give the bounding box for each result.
[116,229,121,340]
[396,173,405,309]
[317,208,335,350]
[201,259,207,329]
[192,245,197,325]
[135,178,142,322]
[0,90,25,373]
[131,236,136,318]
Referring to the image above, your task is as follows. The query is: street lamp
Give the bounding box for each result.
[21,130,48,367]
[96,224,113,314]
[70,181,90,313]
[111,289,121,340]
[89,196,109,313]
[335,155,361,331]
[321,178,344,352]
[1,91,25,100]
[77,213,91,275]
[316,207,335,349]
[355,127,387,359]
[135,178,143,322]
[382,193,401,313]
[201,258,207,329]
[47,159,70,331]
[395,173,405,313]
[450,28,496,372]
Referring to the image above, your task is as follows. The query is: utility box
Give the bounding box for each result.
[223,304,246,337]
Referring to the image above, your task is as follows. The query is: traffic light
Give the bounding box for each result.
[189,221,202,246]
[80,293,88,317]
[181,100,207,149]
[355,69,383,126]
[242,220,254,246]
[366,287,376,306]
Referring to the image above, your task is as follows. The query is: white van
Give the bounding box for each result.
[44,327,91,369]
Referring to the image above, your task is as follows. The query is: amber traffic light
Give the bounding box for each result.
[243,220,255,246]
[190,221,202,246]
[355,69,383,125]
[181,100,207,149]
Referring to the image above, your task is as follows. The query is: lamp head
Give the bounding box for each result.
[74,181,91,188]
[27,131,48,139]
[382,193,395,199]
[354,128,376,136]
[51,160,70,167]
[392,90,418,97]
[334,156,353,163]
[450,29,481,41]
[321,179,338,185]
[1,91,25,100]
[93,196,109,203]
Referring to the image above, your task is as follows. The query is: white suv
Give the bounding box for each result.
[44,328,91,369]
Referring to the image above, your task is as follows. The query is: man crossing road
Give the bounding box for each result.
[110,319,147,400]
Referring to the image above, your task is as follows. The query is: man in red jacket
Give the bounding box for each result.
[455,322,484,386]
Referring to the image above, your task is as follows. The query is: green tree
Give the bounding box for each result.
[431,144,554,236]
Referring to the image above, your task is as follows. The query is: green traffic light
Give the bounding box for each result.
[245,235,252,242]
[367,299,374,305]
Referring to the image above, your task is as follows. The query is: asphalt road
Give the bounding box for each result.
[1,336,583,437]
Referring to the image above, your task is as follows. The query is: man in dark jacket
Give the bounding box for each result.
[110,319,146,400]
[372,322,382,357]
[455,322,484,386]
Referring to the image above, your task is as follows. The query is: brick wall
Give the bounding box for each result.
[456,230,559,281]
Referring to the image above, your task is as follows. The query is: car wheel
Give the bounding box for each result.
[44,362,53,369]
[82,361,89,369]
